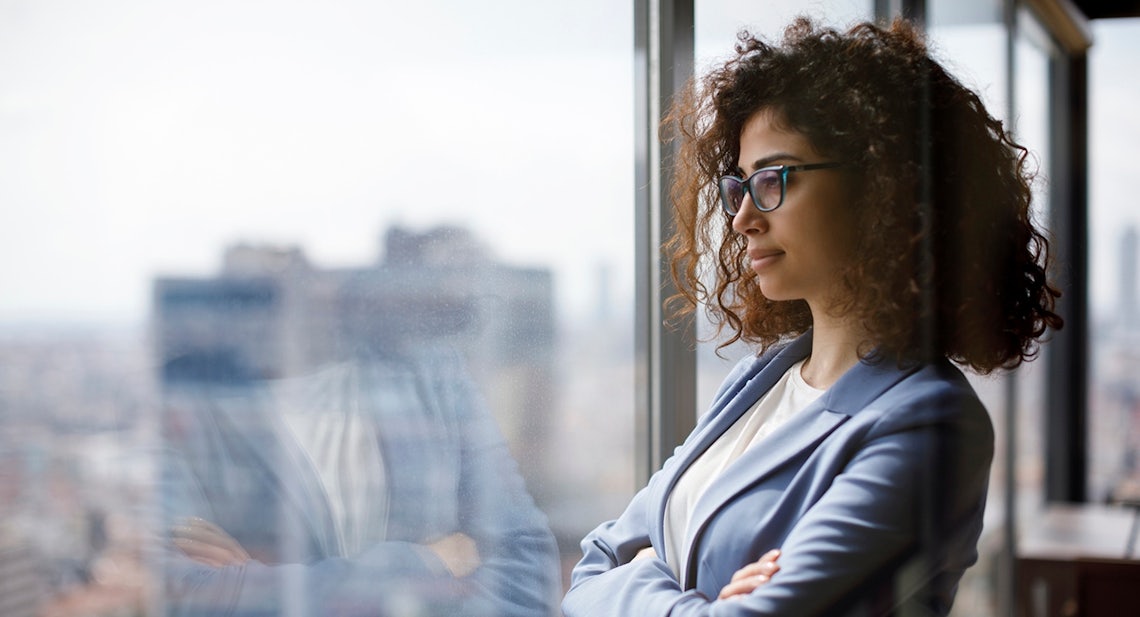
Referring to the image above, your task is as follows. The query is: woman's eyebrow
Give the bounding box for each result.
[746,152,804,171]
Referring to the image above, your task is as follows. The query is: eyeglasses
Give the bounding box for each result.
[718,162,844,215]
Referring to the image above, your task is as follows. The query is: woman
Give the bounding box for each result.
[562,17,1061,617]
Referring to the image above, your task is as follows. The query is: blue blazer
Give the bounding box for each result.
[563,332,994,617]
[158,347,560,617]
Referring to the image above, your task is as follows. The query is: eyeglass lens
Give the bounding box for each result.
[720,169,782,215]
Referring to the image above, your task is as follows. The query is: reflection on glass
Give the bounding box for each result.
[927,4,1011,617]
[0,1,636,614]
[154,231,560,614]
[927,3,1062,617]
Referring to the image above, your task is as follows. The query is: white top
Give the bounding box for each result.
[663,359,824,581]
[277,364,389,557]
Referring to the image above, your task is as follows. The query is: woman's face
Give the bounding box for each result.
[731,109,856,313]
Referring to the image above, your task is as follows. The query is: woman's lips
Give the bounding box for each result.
[749,249,784,270]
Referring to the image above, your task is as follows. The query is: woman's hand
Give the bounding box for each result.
[171,517,252,567]
[632,546,658,562]
[718,549,781,600]
[426,532,482,578]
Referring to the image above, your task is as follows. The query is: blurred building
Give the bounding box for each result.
[0,538,49,617]
[1090,226,1140,504]
[1120,227,1138,327]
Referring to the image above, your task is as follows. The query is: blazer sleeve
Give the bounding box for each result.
[561,432,715,617]
[562,355,762,616]
[563,372,993,617]
[440,349,563,617]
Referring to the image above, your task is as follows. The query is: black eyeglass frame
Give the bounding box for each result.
[718,162,845,215]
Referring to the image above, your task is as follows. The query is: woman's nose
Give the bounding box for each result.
[731,196,768,235]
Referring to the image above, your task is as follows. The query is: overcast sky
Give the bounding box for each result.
[0,1,1135,326]
[0,0,635,325]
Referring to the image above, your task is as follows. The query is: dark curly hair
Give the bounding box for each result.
[663,17,1062,373]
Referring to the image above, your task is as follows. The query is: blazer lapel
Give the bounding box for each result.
[213,381,343,558]
[682,402,847,578]
[650,334,813,552]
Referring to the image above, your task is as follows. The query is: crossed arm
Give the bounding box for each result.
[630,546,782,600]
[172,517,483,578]
[562,395,992,616]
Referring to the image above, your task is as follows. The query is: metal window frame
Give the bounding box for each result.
[1025,0,1093,506]
[1044,40,1090,505]
[634,0,697,485]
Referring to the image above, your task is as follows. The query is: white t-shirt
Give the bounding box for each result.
[663,359,824,581]
[277,364,389,558]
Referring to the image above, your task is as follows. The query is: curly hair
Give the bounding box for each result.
[663,17,1062,373]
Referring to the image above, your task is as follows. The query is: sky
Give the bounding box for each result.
[0,1,1136,326]
[0,0,635,325]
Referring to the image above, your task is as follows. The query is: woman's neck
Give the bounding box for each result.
[801,309,868,390]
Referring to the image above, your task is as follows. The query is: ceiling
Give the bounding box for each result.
[1073,0,1140,19]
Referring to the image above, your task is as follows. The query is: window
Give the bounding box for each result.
[1088,17,1140,506]
[0,2,635,613]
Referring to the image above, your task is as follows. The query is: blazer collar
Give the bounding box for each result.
[721,329,920,419]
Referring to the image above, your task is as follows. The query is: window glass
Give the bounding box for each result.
[928,3,1060,615]
[926,6,1011,617]
[0,1,634,613]
[1089,17,1140,506]
[1011,4,1052,523]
